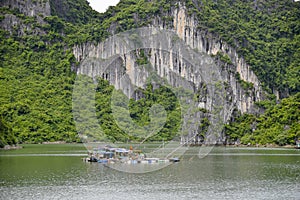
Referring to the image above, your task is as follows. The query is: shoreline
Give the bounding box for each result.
[1,142,298,150]
[224,144,296,148]
[196,144,297,149]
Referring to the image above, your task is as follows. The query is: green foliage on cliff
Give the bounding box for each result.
[0,11,79,144]
[0,116,16,148]
[95,79,181,142]
[225,93,300,146]
[186,0,300,96]
[0,0,299,145]
[49,0,100,24]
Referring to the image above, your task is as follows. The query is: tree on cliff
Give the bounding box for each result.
[0,116,16,148]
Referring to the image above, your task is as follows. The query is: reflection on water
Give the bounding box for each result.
[0,145,299,200]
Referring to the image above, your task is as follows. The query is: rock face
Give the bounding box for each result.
[0,0,50,36]
[171,5,265,114]
[73,27,229,144]
[73,5,267,143]
[0,0,51,18]
[73,5,265,115]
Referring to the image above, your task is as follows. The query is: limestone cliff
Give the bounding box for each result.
[0,0,50,36]
[72,4,269,144]
[73,4,266,116]
[172,6,265,112]
[1,0,50,17]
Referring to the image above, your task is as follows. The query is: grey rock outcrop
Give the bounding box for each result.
[0,0,50,36]
[0,0,51,18]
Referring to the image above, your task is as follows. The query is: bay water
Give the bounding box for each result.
[0,144,299,200]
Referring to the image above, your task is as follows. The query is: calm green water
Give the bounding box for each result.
[0,144,299,200]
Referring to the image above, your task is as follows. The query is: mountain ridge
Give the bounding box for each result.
[0,0,299,147]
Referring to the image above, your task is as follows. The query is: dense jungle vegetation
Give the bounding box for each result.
[0,0,299,147]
